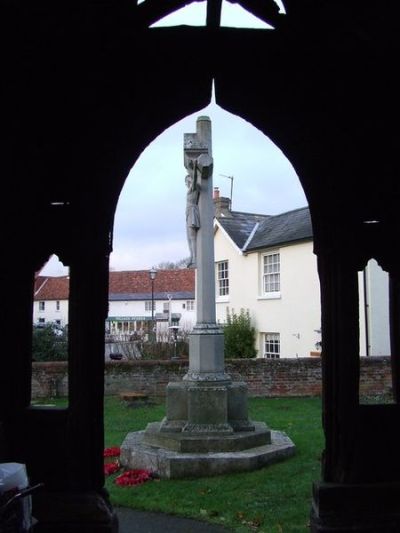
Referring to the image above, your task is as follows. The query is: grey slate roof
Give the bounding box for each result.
[216,212,270,249]
[217,206,312,251]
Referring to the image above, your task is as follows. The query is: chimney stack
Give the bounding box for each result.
[213,187,232,217]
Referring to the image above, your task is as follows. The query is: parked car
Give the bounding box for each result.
[109,353,123,361]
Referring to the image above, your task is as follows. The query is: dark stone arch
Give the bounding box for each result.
[2,2,400,532]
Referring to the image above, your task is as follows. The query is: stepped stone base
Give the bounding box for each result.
[120,429,295,479]
[143,420,271,452]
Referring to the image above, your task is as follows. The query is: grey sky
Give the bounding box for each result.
[42,1,304,276]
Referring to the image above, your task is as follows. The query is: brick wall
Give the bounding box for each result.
[31,356,393,399]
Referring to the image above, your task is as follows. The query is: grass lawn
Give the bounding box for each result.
[104,395,323,532]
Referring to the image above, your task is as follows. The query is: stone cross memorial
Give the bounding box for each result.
[120,116,295,478]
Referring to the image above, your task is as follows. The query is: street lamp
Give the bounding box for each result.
[149,267,157,342]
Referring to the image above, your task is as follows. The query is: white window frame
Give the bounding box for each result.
[260,251,281,299]
[56,300,60,311]
[186,300,194,311]
[39,301,45,311]
[145,301,155,311]
[264,333,280,359]
[216,260,229,300]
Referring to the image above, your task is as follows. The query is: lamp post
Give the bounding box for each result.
[149,267,157,342]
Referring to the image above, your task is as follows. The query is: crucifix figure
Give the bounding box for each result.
[185,154,213,268]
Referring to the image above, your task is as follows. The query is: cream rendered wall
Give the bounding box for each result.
[214,225,251,323]
[215,226,321,358]
[255,241,321,358]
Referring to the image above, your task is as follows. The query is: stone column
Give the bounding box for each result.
[67,248,109,491]
[184,116,229,383]
[179,116,232,433]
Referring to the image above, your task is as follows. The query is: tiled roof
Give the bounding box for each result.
[108,269,194,294]
[34,276,70,300]
[34,269,195,301]
[217,211,270,249]
[217,206,312,251]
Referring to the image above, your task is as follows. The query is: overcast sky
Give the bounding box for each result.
[42,1,305,277]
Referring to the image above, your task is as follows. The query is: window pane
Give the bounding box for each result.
[264,332,280,359]
[217,261,229,296]
[263,253,280,293]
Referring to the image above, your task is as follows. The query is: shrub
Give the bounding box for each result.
[141,340,188,360]
[223,308,257,359]
[32,324,68,361]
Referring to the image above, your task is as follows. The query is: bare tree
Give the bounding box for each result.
[156,257,190,270]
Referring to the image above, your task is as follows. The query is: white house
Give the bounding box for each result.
[33,268,196,339]
[33,275,70,329]
[358,258,390,357]
[213,191,390,359]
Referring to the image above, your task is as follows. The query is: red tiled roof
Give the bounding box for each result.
[34,276,70,300]
[108,269,194,294]
[33,269,195,300]
[34,276,47,293]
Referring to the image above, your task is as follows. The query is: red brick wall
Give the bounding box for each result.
[31,356,393,399]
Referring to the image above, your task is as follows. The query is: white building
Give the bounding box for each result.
[213,192,390,358]
[33,275,70,329]
[33,268,196,339]
[358,259,390,357]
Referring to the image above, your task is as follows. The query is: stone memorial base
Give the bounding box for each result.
[120,428,295,479]
[120,379,295,479]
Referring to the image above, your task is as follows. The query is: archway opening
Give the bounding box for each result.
[32,255,69,406]
[358,258,394,404]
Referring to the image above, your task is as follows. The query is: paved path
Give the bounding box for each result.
[116,507,230,532]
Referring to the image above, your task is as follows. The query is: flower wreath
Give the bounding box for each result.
[104,461,120,476]
[115,469,152,487]
[103,447,152,486]
[103,446,121,458]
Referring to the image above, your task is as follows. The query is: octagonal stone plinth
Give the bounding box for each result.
[142,420,271,453]
[120,429,295,479]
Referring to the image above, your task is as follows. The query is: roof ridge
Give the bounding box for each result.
[267,205,309,218]
[227,210,271,218]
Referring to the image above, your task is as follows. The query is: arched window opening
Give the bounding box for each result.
[358,258,393,404]
[32,255,69,405]
[145,0,285,29]
[109,94,312,363]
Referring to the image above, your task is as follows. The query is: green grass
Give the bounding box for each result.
[104,396,323,532]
